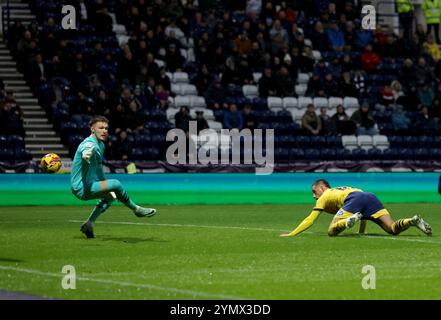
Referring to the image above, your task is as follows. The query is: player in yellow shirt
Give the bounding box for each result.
[281,179,432,237]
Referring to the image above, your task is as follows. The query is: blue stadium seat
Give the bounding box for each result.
[418,136,433,147]
[14,148,32,161]
[289,148,305,161]
[0,148,14,161]
[414,148,430,160]
[295,136,311,147]
[310,136,327,148]
[335,148,352,160]
[351,148,367,161]
[304,149,321,160]
[326,135,342,147]
[387,136,403,148]
[0,135,7,148]
[367,148,382,160]
[130,148,144,160]
[382,148,400,160]
[7,135,24,148]
[320,148,337,160]
[402,136,418,148]
[275,148,290,161]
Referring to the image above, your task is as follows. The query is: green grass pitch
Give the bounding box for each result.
[0,203,440,299]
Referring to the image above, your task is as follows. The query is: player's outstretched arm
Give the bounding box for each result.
[280,210,321,237]
[82,145,95,164]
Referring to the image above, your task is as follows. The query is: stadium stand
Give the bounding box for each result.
[1,0,441,166]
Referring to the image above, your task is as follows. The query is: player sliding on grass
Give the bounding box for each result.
[70,116,157,238]
[281,179,432,237]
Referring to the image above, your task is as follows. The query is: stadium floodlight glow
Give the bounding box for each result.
[166,121,274,175]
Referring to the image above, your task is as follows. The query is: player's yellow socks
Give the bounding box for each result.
[328,219,347,236]
[391,218,412,235]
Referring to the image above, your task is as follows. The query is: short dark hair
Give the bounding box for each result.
[312,179,330,188]
[89,115,109,127]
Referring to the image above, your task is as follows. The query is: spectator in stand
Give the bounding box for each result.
[112,130,132,161]
[361,44,381,73]
[195,111,209,134]
[339,71,358,97]
[326,21,345,52]
[310,21,331,52]
[423,34,441,62]
[332,104,356,135]
[158,67,171,93]
[416,105,438,133]
[306,73,326,98]
[319,107,336,135]
[380,85,395,107]
[224,103,244,130]
[392,104,411,133]
[399,58,417,89]
[258,68,278,98]
[327,56,343,80]
[242,104,257,130]
[155,84,169,110]
[165,43,184,72]
[195,64,213,95]
[275,66,296,97]
[93,89,112,117]
[323,73,340,97]
[0,100,24,136]
[350,102,378,135]
[417,82,435,107]
[422,0,441,44]
[415,57,434,85]
[175,105,192,133]
[314,59,329,82]
[269,19,289,54]
[391,80,405,104]
[221,59,242,86]
[396,0,414,41]
[204,79,227,110]
[302,104,322,136]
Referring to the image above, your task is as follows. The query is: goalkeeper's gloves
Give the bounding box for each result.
[82,146,95,163]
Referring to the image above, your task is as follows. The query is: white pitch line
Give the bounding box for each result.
[362,235,441,244]
[69,220,440,244]
[69,220,286,233]
[0,265,246,300]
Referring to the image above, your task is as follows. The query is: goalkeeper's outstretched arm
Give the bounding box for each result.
[280,209,322,237]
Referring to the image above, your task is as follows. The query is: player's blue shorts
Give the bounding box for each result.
[341,192,387,220]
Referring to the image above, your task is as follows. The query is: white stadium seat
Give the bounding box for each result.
[267,96,283,109]
[373,135,390,150]
[190,96,206,108]
[342,135,358,150]
[297,73,310,84]
[357,135,374,150]
[343,97,360,109]
[173,72,189,83]
[174,96,190,108]
[295,84,307,96]
[181,84,198,96]
[297,96,313,109]
[313,97,328,109]
[328,96,343,109]
[243,85,259,98]
[282,97,298,109]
